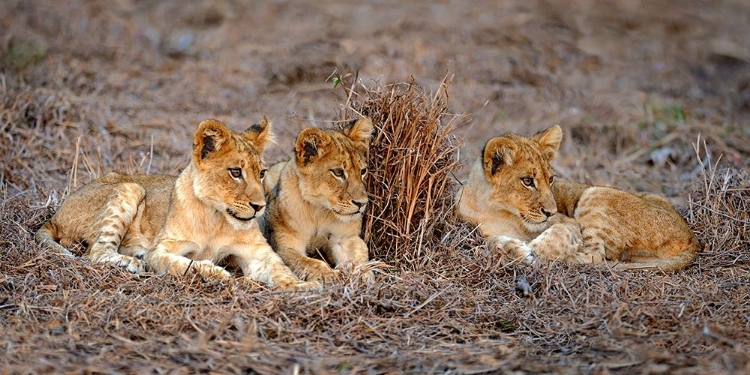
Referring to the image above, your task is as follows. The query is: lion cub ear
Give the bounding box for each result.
[194,119,231,162]
[344,117,374,149]
[532,124,562,161]
[482,137,518,177]
[243,116,274,151]
[295,128,331,166]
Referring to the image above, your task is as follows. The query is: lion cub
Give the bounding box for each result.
[455,125,699,272]
[36,118,317,290]
[260,118,373,283]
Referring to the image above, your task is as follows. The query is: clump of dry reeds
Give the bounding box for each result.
[333,74,468,269]
[685,141,750,269]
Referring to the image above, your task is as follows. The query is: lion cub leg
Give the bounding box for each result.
[492,220,583,265]
[146,241,231,280]
[329,236,373,284]
[85,182,148,273]
[275,237,337,283]
[574,226,609,264]
[228,242,320,290]
[286,250,337,283]
[490,236,536,264]
[531,221,584,262]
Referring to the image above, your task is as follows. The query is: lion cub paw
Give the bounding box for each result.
[280,279,323,291]
[570,251,606,264]
[88,253,148,274]
[114,255,148,274]
[123,258,148,274]
[495,236,536,265]
[189,260,231,279]
[301,260,339,284]
[358,269,376,285]
[337,262,376,285]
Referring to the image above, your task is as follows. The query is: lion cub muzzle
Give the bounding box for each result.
[227,201,266,221]
[334,198,367,217]
[352,199,367,213]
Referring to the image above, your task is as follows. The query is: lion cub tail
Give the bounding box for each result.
[35,222,75,258]
[613,237,700,272]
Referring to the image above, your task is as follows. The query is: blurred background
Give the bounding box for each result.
[2,0,749,202]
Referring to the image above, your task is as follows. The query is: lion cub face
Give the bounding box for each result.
[191,118,273,228]
[294,118,373,221]
[482,125,562,231]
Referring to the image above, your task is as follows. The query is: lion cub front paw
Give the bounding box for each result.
[124,258,148,274]
[189,260,231,279]
[358,269,376,285]
[88,253,148,274]
[300,259,339,284]
[495,236,536,265]
[569,251,606,264]
[282,279,323,291]
[113,255,148,274]
[336,262,375,285]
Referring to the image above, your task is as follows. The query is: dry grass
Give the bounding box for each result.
[336,74,467,269]
[0,78,83,195]
[3,76,749,373]
[686,142,750,268]
[2,0,750,373]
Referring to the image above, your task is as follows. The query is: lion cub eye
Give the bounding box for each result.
[229,168,243,179]
[331,168,345,179]
[259,169,267,179]
[521,177,535,188]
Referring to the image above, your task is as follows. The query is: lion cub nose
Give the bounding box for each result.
[249,202,265,213]
[352,200,367,209]
[541,208,555,218]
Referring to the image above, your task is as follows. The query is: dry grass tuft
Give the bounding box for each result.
[685,142,750,269]
[339,75,467,269]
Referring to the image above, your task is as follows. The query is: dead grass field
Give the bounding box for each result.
[1,0,749,373]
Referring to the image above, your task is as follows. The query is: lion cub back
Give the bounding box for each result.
[554,181,700,271]
[35,172,175,272]
[456,124,699,272]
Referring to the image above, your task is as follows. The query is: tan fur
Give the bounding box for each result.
[456,125,583,263]
[554,182,700,271]
[36,118,317,290]
[456,125,700,272]
[260,118,373,283]
[36,173,175,271]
